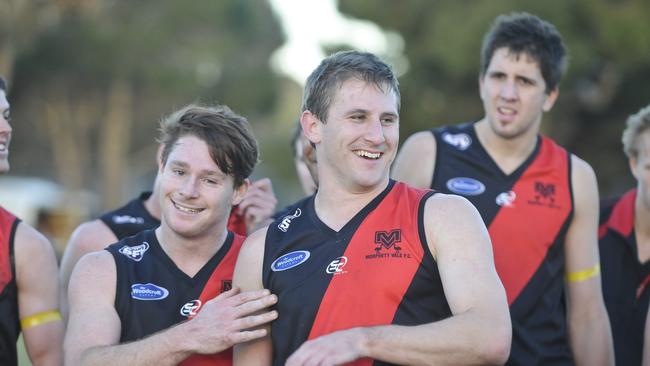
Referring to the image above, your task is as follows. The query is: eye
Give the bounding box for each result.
[202,177,219,185]
[3,109,10,121]
[172,169,185,176]
[381,116,397,125]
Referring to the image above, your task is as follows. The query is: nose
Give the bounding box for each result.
[499,79,518,101]
[364,118,386,145]
[0,114,11,134]
[178,175,200,198]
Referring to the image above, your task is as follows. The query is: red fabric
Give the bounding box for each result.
[227,209,247,236]
[0,207,16,294]
[489,137,572,305]
[180,234,246,366]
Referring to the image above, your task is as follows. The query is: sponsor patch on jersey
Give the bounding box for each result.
[326,256,348,275]
[118,242,150,262]
[366,229,412,259]
[277,208,302,232]
[496,191,516,207]
[131,283,169,301]
[271,250,310,272]
[180,300,202,317]
[442,132,472,150]
[446,177,485,196]
[113,215,145,225]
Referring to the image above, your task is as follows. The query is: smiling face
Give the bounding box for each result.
[480,48,558,141]
[303,78,399,193]
[158,134,246,240]
[0,90,11,173]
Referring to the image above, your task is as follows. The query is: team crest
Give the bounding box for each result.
[366,229,411,259]
[528,181,561,209]
[118,242,150,262]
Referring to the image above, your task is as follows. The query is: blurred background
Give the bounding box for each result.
[2,0,650,258]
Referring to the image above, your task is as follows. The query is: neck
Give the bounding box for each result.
[474,119,538,174]
[155,224,228,277]
[314,177,389,232]
[635,197,650,237]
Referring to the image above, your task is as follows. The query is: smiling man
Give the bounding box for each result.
[393,13,613,365]
[233,50,511,366]
[64,105,278,365]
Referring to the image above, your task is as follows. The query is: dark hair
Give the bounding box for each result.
[158,104,258,187]
[290,119,303,159]
[480,12,567,93]
[301,50,400,122]
[0,77,6,92]
[622,104,650,159]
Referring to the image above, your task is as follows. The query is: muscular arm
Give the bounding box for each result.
[391,130,436,188]
[15,222,64,366]
[59,219,117,321]
[286,195,511,366]
[565,156,614,366]
[232,227,273,366]
[65,250,277,366]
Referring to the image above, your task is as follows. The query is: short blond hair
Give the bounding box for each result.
[622,104,650,158]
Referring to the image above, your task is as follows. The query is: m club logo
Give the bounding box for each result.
[366,229,411,259]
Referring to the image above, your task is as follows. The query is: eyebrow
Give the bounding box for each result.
[168,160,224,177]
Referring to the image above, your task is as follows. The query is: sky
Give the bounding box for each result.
[267,0,399,84]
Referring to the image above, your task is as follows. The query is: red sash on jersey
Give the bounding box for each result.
[0,207,16,294]
[489,137,572,304]
[180,234,246,366]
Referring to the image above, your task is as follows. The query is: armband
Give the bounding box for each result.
[566,263,600,282]
[20,310,62,330]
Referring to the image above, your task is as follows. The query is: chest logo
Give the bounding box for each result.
[271,250,311,272]
[496,191,516,207]
[442,132,472,150]
[446,177,485,196]
[366,229,411,259]
[326,256,348,275]
[118,242,150,262]
[112,215,145,225]
[277,208,302,232]
[131,283,169,301]
[180,300,202,317]
[528,181,561,209]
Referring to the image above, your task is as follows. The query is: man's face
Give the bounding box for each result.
[308,78,399,192]
[480,48,558,140]
[631,130,650,213]
[0,90,12,173]
[158,134,246,239]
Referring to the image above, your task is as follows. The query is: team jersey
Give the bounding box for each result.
[106,228,245,365]
[431,123,574,365]
[99,192,160,240]
[264,180,451,366]
[100,192,247,239]
[0,207,20,366]
[599,189,649,366]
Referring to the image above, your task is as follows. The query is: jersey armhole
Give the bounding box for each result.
[417,190,438,263]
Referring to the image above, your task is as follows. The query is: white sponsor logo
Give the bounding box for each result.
[442,132,472,150]
[113,215,145,225]
[496,191,517,207]
[277,208,302,232]
[180,300,202,317]
[326,256,348,275]
[118,242,150,262]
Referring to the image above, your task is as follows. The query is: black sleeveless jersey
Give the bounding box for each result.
[431,123,574,365]
[0,207,20,366]
[99,192,160,240]
[106,229,245,365]
[599,189,649,366]
[263,180,451,366]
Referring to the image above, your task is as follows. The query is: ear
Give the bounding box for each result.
[300,110,322,145]
[478,74,486,102]
[542,88,559,112]
[629,157,639,179]
[231,178,250,206]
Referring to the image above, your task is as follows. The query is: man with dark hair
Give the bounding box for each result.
[234,50,511,366]
[65,104,278,365]
[0,76,64,365]
[601,104,650,366]
[393,13,613,365]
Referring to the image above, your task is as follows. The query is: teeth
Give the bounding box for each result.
[356,150,381,159]
[173,201,202,214]
[0,143,5,151]
[498,107,516,115]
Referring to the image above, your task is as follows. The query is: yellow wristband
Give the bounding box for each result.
[20,310,62,330]
[566,263,600,282]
